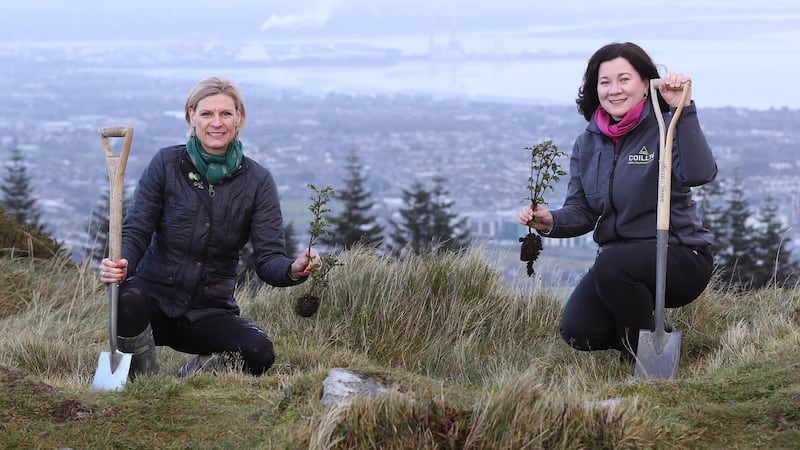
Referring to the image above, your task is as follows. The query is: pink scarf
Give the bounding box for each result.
[594,99,646,145]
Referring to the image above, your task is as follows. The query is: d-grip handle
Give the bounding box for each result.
[649,78,690,90]
[100,126,132,138]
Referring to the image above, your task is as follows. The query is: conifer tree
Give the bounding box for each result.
[750,195,799,287]
[321,151,383,250]
[720,173,759,287]
[699,174,799,289]
[1,148,41,229]
[390,180,433,255]
[390,177,471,255]
[697,179,727,258]
[429,175,470,252]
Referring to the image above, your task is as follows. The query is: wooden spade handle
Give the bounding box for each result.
[649,81,691,231]
[100,127,133,261]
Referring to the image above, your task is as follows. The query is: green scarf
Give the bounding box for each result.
[185,136,243,184]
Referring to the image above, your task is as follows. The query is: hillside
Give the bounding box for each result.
[1,247,798,449]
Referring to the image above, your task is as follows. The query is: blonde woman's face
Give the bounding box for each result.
[188,94,241,155]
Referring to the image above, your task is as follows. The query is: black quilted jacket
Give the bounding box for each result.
[121,145,303,321]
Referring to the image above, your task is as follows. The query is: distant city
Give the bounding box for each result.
[1,37,798,286]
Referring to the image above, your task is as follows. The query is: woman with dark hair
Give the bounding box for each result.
[518,42,717,363]
[99,76,319,378]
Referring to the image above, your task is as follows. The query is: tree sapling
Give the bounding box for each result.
[519,140,566,277]
[294,183,343,317]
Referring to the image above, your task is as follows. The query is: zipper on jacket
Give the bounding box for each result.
[607,144,622,239]
[208,184,215,198]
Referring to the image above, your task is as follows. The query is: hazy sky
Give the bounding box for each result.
[3,0,799,108]
[4,0,798,41]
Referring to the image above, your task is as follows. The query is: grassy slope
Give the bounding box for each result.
[1,248,798,449]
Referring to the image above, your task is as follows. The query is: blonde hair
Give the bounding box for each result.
[184,76,247,140]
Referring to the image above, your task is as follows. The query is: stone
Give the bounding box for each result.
[321,367,388,406]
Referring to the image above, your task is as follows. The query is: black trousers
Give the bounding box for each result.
[117,283,275,376]
[559,241,713,356]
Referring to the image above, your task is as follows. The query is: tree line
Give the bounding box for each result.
[2,147,797,290]
[319,150,470,256]
[0,147,470,265]
[698,173,799,288]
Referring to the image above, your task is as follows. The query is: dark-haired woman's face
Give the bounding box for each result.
[597,57,648,120]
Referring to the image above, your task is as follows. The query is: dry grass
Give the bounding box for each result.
[1,246,799,449]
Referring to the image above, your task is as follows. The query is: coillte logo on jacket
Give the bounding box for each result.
[628,146,655,165]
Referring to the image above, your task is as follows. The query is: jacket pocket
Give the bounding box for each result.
[203,273,237,300]
[582,149,608,200]
[138,257,180,285]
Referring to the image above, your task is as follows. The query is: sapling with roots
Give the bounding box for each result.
[519,140,566,277]
[293,183,343,317]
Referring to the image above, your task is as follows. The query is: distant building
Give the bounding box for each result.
[465,211,594,249]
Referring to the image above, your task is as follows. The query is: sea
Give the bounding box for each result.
[128,31,800,111]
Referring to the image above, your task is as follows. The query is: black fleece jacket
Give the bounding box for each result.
[547,101,717,248]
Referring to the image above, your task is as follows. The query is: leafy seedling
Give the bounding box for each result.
[294,184,343,317]
[519,140,566,277]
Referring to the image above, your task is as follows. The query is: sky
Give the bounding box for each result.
[2,0,799,109]
[3,0,797,40]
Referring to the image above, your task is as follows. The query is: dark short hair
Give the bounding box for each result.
[576,42,669,121]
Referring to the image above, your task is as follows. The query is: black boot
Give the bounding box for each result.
[177,353,239,377]
[118,325,160,380]
[177,354,216,377]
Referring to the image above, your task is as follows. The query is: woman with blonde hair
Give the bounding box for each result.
[99,76,318,378]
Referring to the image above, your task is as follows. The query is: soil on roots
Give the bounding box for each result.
[519,232,543,277]
[294,293,320,317]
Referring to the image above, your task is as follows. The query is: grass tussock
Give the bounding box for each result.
[250,246,565,384]
[1,245,799,449]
